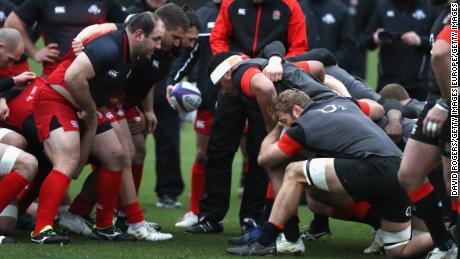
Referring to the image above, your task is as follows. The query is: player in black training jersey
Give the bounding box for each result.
[226,89,434,257]
[5,0,126,76]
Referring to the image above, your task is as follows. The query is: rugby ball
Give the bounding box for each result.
[170,82,202,113]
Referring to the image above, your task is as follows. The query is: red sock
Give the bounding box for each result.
[243,162,249,175]
[95,168,122,228]
[124,202,144,224]
[270,221,285,231]
[347,201,371,219]
[69,193,95,217]
[190,161,205,215]
[0,172,29,212]
[452,200,460,214]
[408,182,434,203]
[33,170,70,235]
[132,164,143,194]
[266,182,274,199]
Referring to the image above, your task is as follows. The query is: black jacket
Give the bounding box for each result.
[299,0,357,71]
[365,0,437,89]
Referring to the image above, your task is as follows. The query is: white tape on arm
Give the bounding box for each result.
[0,146,21,176]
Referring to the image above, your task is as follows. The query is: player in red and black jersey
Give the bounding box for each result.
[4,12,164,244]
[0,27,39,244]
[56,4,188,240]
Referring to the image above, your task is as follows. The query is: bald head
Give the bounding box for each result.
[0,28,24,68]
[0,28,22,51]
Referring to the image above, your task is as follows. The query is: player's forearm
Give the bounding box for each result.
[258,124,284,167]
[5,13,39,59]
[256,94,277,132]
[261,124,283,151]
[324,75,351,97]
[142,86,154,113]
[75,23,117,43]
[387,109,402,124]
[252,77,277,131]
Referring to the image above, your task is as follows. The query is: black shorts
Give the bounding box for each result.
[334,156,411,223]
[410,94,450,156]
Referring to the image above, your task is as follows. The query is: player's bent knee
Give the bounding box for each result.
[107,148,128,172]
[382,226,411,257]
[0,129,27,150]
[13,151,38,180]
[1,146,27,177]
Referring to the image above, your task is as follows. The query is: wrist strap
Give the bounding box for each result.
[435,98,449,112]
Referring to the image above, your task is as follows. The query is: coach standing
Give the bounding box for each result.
[186,0,308,234]
[340,0,378,79]
[365,0,437,100]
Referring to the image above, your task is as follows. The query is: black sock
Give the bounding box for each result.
[284,215,300,242]
[261,198,274,223]
[310,214,329,231]
[412,188,452,251]
[360,207,381,230]
[257,222,282,246]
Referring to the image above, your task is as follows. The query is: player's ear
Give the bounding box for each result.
[134,29,145,41]
[292,105,303,119]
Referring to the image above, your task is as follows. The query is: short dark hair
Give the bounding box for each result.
[379,83,410,100]
[155,3,189,31]
[127,11,159,36]
[183,5,202,31]
[207,51,240,76]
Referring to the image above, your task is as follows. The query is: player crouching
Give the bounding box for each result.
[225,89,445,257]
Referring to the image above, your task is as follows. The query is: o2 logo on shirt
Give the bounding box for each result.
[88,5,101,15]
[317,104,347,114]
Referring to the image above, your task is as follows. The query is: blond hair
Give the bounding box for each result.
[269,89,311,120]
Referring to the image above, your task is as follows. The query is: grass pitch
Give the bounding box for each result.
[0,52,381,258]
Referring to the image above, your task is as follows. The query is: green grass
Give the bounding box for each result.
[0,52,380,258]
